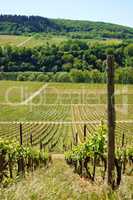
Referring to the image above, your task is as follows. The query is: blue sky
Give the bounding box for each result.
[0,0,133,27]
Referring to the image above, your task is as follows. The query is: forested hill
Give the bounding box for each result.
[0,14,133,39]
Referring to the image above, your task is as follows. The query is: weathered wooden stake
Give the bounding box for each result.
[107,52,116,188]
[122,133,125,147]
[92,153,96,181]
[18,123,25,175]
[9,154,13,179]
[122,133,126,174]
[75,132,78,146]
[84,124,87,141]
[75,133,78,172]
[30,133,33,146]
[20,123,23,145]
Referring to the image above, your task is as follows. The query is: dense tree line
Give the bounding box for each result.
[0,15,60,34]
[0,40,132,73]
[0,15,133,39]
[0,67,133,83]
[53,19,133,39]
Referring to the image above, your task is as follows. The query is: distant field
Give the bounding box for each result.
[0,34,68,47]
[0,81,132,152]
[0,81,43,103]
[0,35,28,46]
[0,34,122,48]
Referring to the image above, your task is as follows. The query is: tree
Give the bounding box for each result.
[73,58,82,69]
[124,44,133,67]
[70,69,85,82]
[91,69,103,83]
[62,63,72,72]
[37,74,49,82]
[62,53,74,63]
[55,72,71,82]
[28,73,36,81]
[124,44,133,57]
[17,73,27,81]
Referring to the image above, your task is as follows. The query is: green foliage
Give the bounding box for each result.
[0,39,132,76]
[17,74,27,81]
[0,137,49,186]
[124,44,133,57]
[1,67,133,83]
[0,15,133,40]
[55,72,72,82]
[107,48,114,55]
[36,74,49,82]
[0,37,132,83]
[65,123,107,162]
[65,123,133,183]
[0,137,49,162]
[115,67,133,84]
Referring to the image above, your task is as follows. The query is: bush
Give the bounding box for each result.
[36,74,49,82]
[27,74,36,81]
[91,70,104,83]
[70,69,85,82]
[17,74,27,81]
[55,72,72,82]
[115,67,133,84]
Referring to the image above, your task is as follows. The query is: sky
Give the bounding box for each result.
[0,0,133,27]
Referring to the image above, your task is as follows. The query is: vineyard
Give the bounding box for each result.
[0,34,122,48]
[65,123,133,188]
[0,4,133,198]
[0,81,133,153]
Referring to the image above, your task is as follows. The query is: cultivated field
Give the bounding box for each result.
[0,81,133,152]
[0,81,43,103]
[0,35,68,47]
[0,34,122,48]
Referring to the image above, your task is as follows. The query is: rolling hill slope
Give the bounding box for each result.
[0,15,133,39]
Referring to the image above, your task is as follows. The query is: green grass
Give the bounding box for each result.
[0,82,133,121]
[0,81,43,103]
[0,34,122,48]
[0,35,29,46]
[0,158,132,200]
[0,34,68,47]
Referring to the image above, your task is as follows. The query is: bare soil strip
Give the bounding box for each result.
[0,120,133,124]
[21,83,48,105]
[52,154,65,159]
[17,36,33,47]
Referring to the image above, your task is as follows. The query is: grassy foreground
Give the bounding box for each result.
[0,157,132,200]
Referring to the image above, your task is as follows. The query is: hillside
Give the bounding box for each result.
[0,15,133,39]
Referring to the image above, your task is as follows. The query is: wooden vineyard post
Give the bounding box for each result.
[20,123,23,145]
[74,133,78,172]
[30,133,33,146]
[92,147,96,181]
[71,141,73,150]
[122,133,126,174]
[75,132,78,146]
[122,133,125,148]
[8,154,13,179]
[84,124,87,141]
[18,123,25,175]
[107,51,116,188]
[27,133,33,171]
[0,151,8,182]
